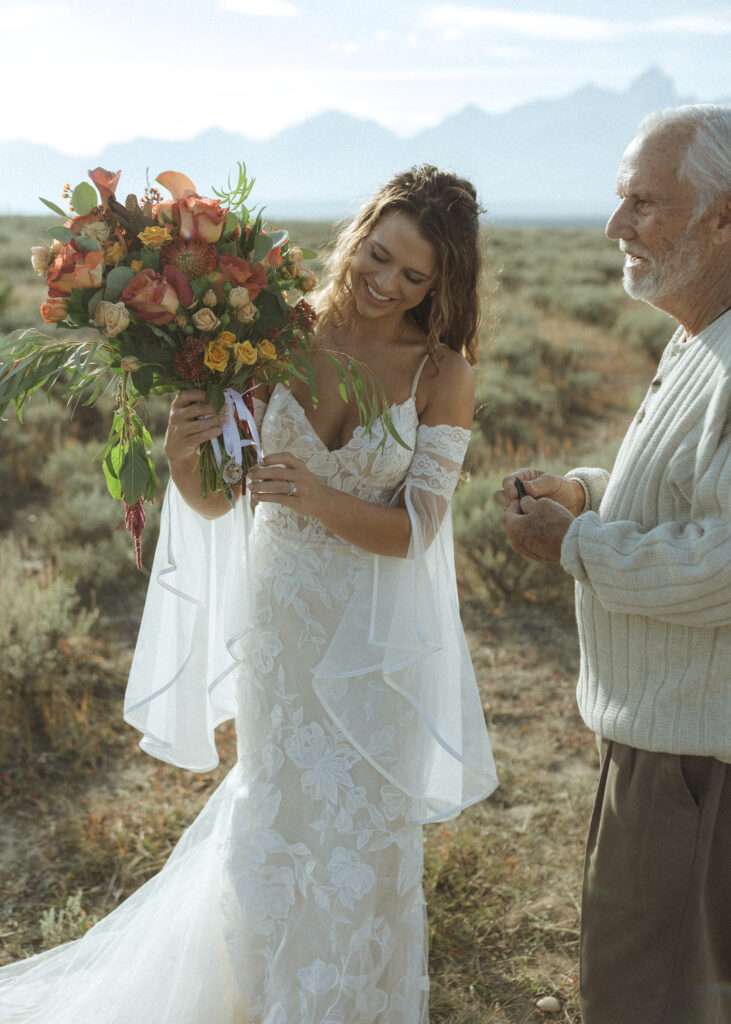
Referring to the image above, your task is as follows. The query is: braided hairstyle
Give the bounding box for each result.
[317,165,483,364]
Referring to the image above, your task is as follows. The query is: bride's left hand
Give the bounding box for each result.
[247,452,327,517]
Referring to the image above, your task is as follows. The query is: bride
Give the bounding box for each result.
[0,165,497,1023]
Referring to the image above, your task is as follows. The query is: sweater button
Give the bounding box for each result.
[651,378,662,390]
[636,409,646,422]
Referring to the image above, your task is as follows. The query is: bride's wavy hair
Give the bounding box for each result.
[316,165,483,365]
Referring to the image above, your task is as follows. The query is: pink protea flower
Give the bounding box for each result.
[160,238,218,281]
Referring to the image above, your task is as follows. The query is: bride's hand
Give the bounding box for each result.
[164,389,228,466]
[247,451,327,516]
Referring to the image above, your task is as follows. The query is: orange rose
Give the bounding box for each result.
[177,195,227,243]
[45,241,105,297]
[121,267,193,325]
[216,254,267,300]
[40,297,68,323]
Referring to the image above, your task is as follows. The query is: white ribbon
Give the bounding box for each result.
[210,386,262,469]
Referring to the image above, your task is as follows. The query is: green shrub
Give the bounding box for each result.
[613,306,674,360]
[0,538,97,762]
[452,476,575,613]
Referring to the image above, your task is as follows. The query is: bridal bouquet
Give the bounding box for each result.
[1,165,346,566]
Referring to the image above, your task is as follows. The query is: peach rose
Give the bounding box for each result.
[40,297,68,323]
[257,340,277,361]
[177,195,227,244]
[203,340,230,372]
[45,242,105,297]
[192,308,221,332]
[216,254,267,300]
[121,267,193,325]
[299,269,318,293]
[281,246,303,280]
[202,288,218,308]
[233,341,257,366]
[93,300,130,337]
[120,356,141,372]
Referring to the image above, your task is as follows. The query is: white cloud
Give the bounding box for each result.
[422,4,731,41]
[0,3,70,27]
[649,15,731,34]
[330,40,360,56]
[423,5,618,41]
[219,0,298,15]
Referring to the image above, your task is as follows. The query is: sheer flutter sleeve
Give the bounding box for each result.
[123,482,254,772]
[312,423,498,823]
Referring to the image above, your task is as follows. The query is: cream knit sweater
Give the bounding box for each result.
[561,309,731,759]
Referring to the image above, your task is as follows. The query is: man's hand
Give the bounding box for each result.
[498,494,575,564]
[494,469,585,516]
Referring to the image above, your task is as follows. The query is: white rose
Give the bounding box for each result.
[94,300,130,338]
[80,220,111,244]
[202,288,217,308]
[228,286,251,308]
[30,246,51,276]
[192,308,221,332]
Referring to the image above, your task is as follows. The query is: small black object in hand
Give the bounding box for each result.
[515,478,527,500]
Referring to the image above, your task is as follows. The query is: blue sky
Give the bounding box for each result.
[2,0,729,153]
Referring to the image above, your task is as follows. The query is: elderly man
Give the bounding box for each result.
[495,105,731,1024]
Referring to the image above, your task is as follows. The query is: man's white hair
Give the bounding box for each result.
[637,104,731,217]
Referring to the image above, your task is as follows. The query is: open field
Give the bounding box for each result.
[0,216,663,1021]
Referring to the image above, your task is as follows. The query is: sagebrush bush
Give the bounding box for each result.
[452,477,575,613]
[613,306,674,360]
[0,538,97,761]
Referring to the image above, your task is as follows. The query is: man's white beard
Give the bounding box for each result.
[622,228,704,309]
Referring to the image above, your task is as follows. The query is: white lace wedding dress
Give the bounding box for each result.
[0,367,497,1023]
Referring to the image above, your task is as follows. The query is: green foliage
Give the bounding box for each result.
[452,476,575,613]
[613,305,674,360]
[0,539,96,762]
[40,890,97,948]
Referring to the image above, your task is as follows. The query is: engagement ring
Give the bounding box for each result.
[288,481,297,495]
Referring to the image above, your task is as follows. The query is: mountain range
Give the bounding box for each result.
[1,69,728,223]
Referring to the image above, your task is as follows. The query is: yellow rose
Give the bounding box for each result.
[192,307,221,332]
[203,340,230,372]
[233,341,257,366]
[217,330,237,348]
[257,340,277,361]
[104,240,126,266]
[138,226,173,248]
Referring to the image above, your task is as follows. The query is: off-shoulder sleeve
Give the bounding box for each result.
[312,423,498,823]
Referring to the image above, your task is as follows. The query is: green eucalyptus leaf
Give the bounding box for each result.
[119,441,151,505]
[299,247,317,261]
[268,229,288,249]
[72,181,98,217]
[39,196,69,218]
[46,225,76,243]
[252,234,274,263]
[104,265,135,302]
[74,234,102,252]
[87,289,104,321]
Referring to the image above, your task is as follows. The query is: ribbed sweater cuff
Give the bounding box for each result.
[565,467,611,513]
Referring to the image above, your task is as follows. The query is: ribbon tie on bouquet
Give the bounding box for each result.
[210,387,262,485]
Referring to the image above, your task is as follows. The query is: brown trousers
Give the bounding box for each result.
[580,741,731,1024]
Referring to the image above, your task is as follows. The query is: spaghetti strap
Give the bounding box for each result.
[410,352,431,399]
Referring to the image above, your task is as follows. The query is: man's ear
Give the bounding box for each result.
[711,191,731,244]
